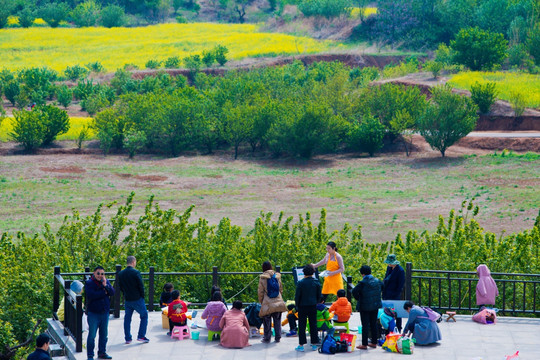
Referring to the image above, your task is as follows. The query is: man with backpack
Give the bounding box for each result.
[258,261,287,343]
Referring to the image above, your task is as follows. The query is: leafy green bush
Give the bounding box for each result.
[450,27,508,71]
[4,80,20,106]
[164,56,181,68]
[298,0,352,18]
[509,91,526,117]
[39,2,70,28]
[76,126,90,149]
[183,55,202,78]
[10,109,46,151]
[18,8,36,28]
[73,79,99,101]
[123,129,147,158]
[417,85,478,157]
[94,108,126,153]
[213,45,228,66]
[176,15,188,23]
[64,65,90,81]
[528,28,540,66]
[348,115,385,156]
[507,44,532,69]
[40,105,70,145]
[145,59,161,69]
[71,0,101,27]
[100,5,125,28]
[202,50,215,67]
[425,60,443,79]
[85,61,106,74]
[470,82,498,114]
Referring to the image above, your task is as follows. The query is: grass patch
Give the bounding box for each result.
[0,23,335,72]
[448,71,540,109]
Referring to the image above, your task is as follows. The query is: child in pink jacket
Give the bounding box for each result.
[476,264,499,306]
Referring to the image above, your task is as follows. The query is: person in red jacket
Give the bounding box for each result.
[328,289,352,323]
[167,290,188,335]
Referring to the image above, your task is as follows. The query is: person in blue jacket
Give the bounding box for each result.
[85,266,114,360]
[382,254,405,331]
[27,333,51,360]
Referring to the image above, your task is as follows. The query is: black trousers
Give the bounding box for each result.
[287,313,297,331]
[262,312,282,341]
[360,310,379,346]
[169,319,186,332]
[298,305,319,346]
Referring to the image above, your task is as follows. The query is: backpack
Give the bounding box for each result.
[318,334,337,354]
[419,306,442,322]
[335,340,349,353]
[267,274,280,298]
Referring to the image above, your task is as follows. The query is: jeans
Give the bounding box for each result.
[124,298,148,341]
[298,305,319,346]
[360,309,379,346]
[87,311,109,358]
[262,312,282,341]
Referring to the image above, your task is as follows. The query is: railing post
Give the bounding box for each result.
[114,264,121,318]
[346,276,353,302]
[276,266,281,273]
[212,266,219,287]
[75,294,83,353]
[405,262,412,301]
[53,266,60,314]
[148,266,155,311]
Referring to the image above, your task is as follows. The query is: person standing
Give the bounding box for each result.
[382,254,405,331]
[312,241,344,302]
[118,256,149,344]
[476,264,499,308]
[85,266,114,360]
[27,333,51,360]
[294,264,322,352]
[258,261,287,343]
[352,265,383,350]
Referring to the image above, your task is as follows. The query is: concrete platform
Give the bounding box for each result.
[72,311,540,360]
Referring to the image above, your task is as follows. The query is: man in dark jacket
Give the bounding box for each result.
[118,256,149,344]
[382,254,405,331]
[85,266,114,360]
[294,264,322,352]
[352,265,382,350]
[27,333,51,360]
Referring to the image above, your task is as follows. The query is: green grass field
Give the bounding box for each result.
[0,23,337,72]
[0,152,538,241]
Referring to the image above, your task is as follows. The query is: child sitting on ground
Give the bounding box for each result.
[316,298,335,336]
[201,291,227,336]
[282,301,299,337]
[160,283,174,307]
[328,289,352,323]
[167,290,188,335]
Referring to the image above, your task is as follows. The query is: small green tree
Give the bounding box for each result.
[71,0,101,27]
[40,2,70,28]
[10,110,45,151]
[56,85,73,108]
[417,85,478,157]
[470,82,498,114]
[183,55,202,79]
[100,5,125,28]
[348,114,385,157]
[18,8,36,28]
[76,126,90,149]
[145,59,161,69]
[39,105,70,145]
[64,65,90,81]
[123,129,147,158]
[450,27,508,71]
[202,50,215,67]
[213,45,229,66]
[4,81,20,106]
[509,91,526,117]
[164,56,181,68]
[425,60,443,79]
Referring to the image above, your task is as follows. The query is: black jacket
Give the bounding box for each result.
[27,348,51,360]
[295,276,322,307]
[382,265,405,300]
[118,266,145,301]
[85,276,114,314]
[352,275,383,312]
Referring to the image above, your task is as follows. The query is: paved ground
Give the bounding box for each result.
[71,311,539,360]
[467,132,540,138]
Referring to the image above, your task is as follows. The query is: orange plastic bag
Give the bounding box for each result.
[382,332,401,353]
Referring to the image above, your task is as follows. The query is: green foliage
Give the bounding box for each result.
[417,85,478,157]
[145,59,162,69]
[528,28,540,66]
[93,108,125,154]
[434,43,454,66]
[213,45,229,66]
[18,8,35,28]
[298,0,352,18]
[184,54,202,78]
[164,56,181,68]
[176,15,188,23]
[348,114,385,156]
[10,109,46,151]
[64,65,90,81]
[381,58,419,78]
[39,2,70,28]
[507,44,533,69]
[123,129,147,158]
[40,105,70,145]
[470,82,498,114]
[76,126,90,149]
[425,60,443,79]
[509,91,526,117]
[451,27,508,71]
[85,61,106,74]
[4,80,20,106]
[72,0,101,27]
[202,50,215,67]
[100,5,125,28]
[73,79,99,101]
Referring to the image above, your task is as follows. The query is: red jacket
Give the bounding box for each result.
[168,299,187,323]
[328,297,352,323]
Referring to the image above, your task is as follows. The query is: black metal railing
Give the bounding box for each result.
[404,262,540,315]
[52,265,353,352]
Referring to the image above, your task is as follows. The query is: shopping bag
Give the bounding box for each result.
[396,335,415,354]
[381,332,401,353]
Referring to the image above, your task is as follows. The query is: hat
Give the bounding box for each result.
[70,280,83,294]
[384,254,400,265]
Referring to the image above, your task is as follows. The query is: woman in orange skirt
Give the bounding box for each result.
[312,241,345,302]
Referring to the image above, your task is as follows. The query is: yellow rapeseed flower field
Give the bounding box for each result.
[448,71,540,109]
[0,117,95,142]
[0,23,335,72]
[350,7,378,18]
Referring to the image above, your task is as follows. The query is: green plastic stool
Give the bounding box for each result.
[333,321,350,333]
[207,330,221,341]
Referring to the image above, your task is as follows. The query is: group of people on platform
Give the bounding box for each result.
[32,242,500,359]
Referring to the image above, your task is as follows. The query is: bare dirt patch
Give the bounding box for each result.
[134,175,168,182]
[39,166,86,174]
